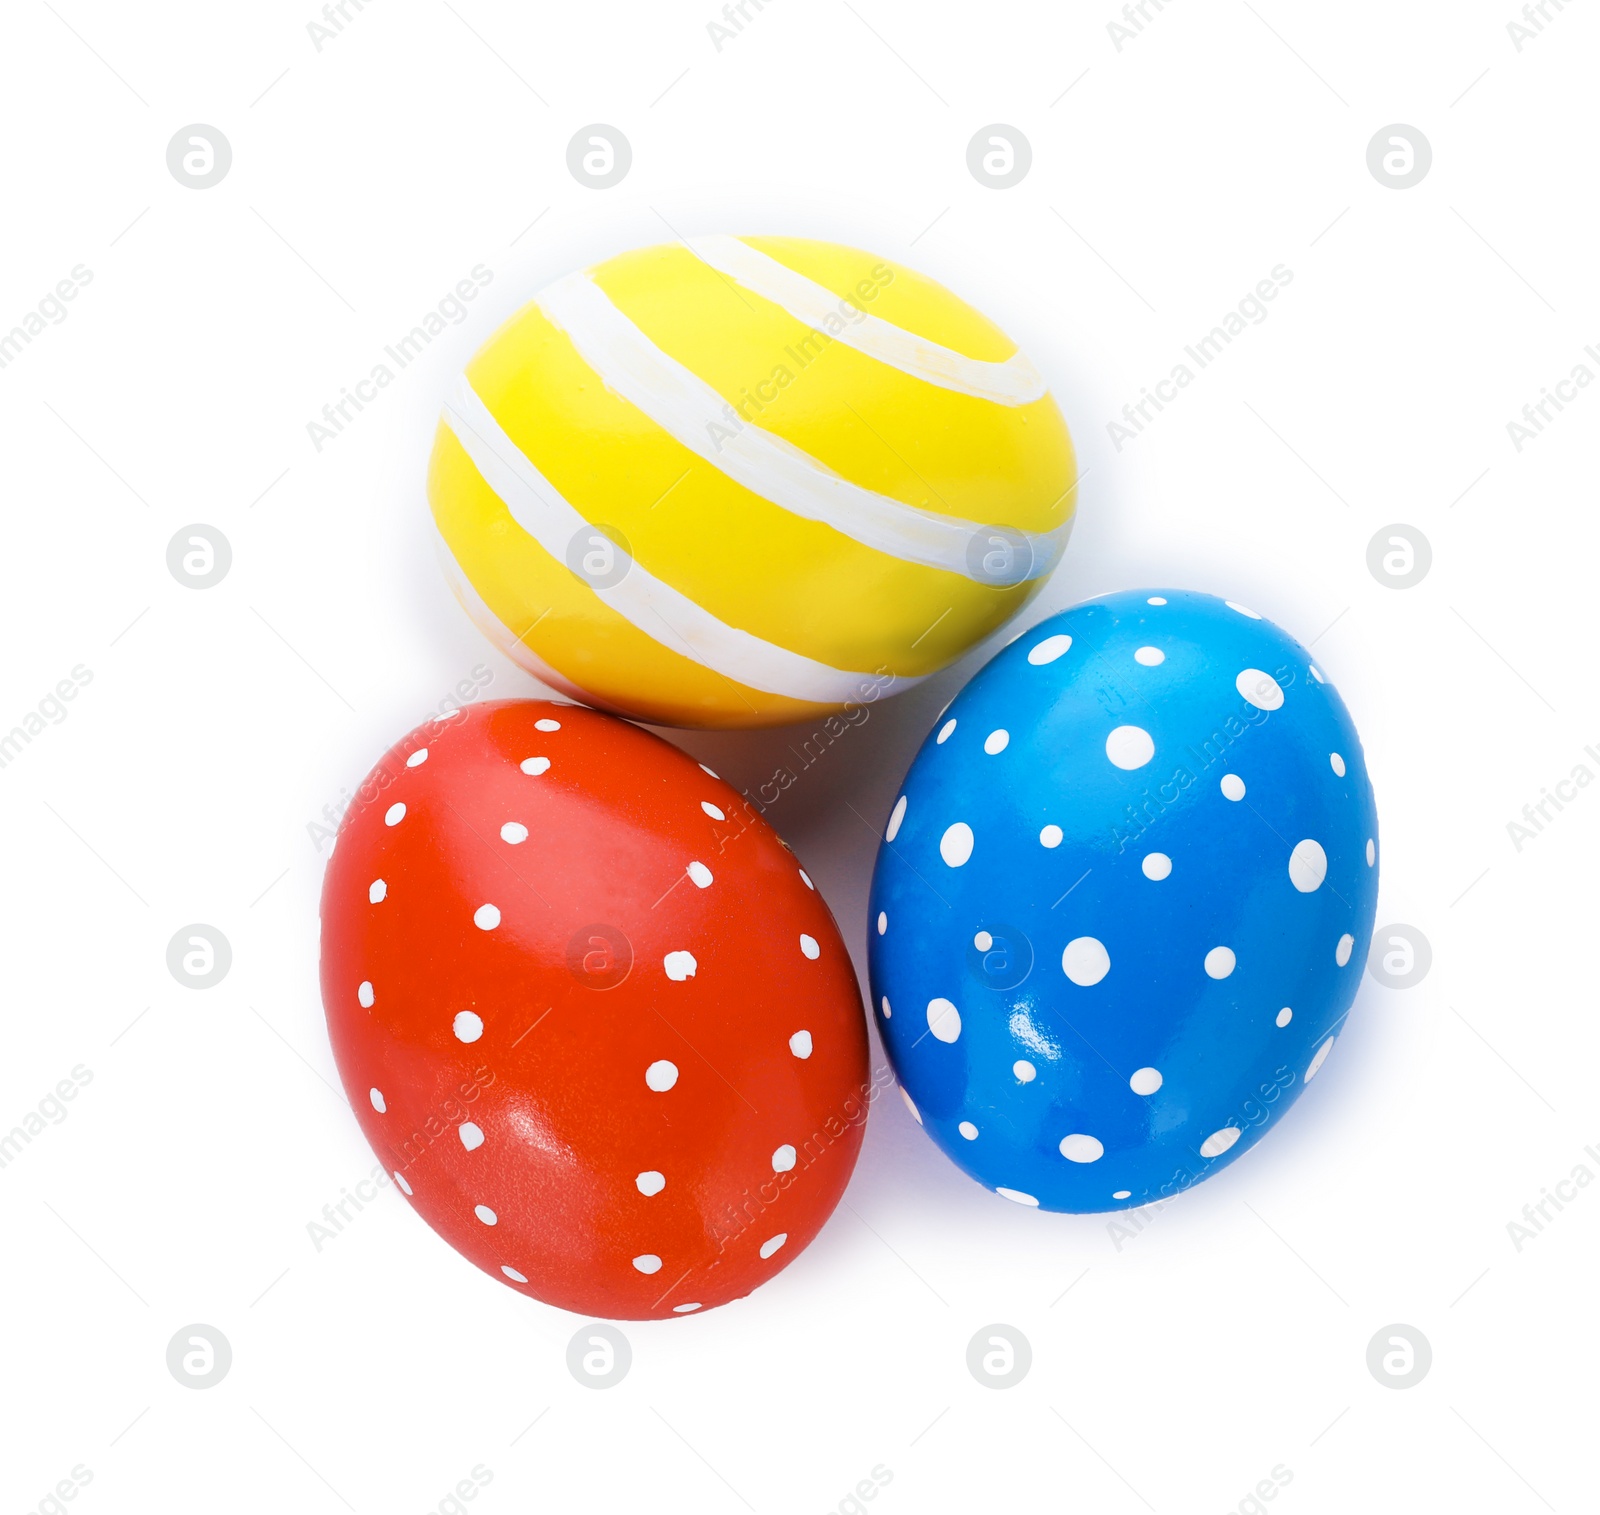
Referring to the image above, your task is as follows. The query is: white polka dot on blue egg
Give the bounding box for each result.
[866,589,1379,1213]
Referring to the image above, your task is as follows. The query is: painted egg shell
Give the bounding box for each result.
[427,236,1076,729]
[867,590,1379,1213]
[320,700,869,1317]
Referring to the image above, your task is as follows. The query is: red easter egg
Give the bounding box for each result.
[319,699,870,1319]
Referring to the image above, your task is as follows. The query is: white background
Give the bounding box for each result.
[1,1,1595,1511]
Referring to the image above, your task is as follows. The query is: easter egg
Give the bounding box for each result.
[867,590,1379,1213]
[428,236,1076,729]
[319,699,870,1317]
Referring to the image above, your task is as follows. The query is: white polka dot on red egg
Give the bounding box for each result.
[799,868,814,890]
[520,756,550,776]
[789,1029,813,1059]
[535,718,561,732]
[663,950,696,981]
[636,1170,665,1196]
[384,802,406,826]
[406,748,428,767]
[501,1265,527,1282]
[473,903,501,930]
[474,1204,497,1225]
[771,1145,796,1172]
[632,1253,661,1274]
[453,1010,483,1043]
[394,1171,412,1195]
[500,822,528,844]
[459,1122,484,1151]
[701,801,725,820]
[686,861,713,888]
[368,1087,385,1112]
[358,981,374,1008]
[672,1302,701,1313]
[799,933,820,959]
[645,1060,679,1092]
[759,1233,787,1259]
[369,879,387,903]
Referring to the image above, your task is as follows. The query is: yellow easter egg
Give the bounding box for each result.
[428,236,1076,728]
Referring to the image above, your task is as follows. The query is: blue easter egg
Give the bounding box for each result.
[867,589,1379,1213]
